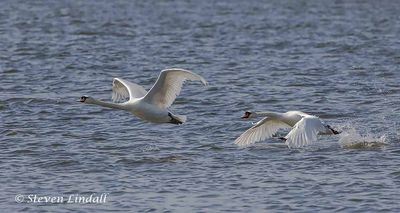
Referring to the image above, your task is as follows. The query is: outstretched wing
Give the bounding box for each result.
[234,117,291,147]
[285,116,326,148]
[142,69,207,108]
[112,78,147,102]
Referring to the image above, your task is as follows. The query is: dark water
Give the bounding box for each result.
[1,0,400,212]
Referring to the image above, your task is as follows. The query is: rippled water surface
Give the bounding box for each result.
[2,0,400,212]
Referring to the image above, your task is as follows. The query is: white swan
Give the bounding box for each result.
[79,68,207,124]
[234,111,340,148]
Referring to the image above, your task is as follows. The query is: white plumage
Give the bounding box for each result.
[234,118,290,147]
[235,111,339,148]
[80,68,207,124]
[112,78,147,102]
[143,69,207,108]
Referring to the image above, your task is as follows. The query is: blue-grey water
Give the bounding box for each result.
[1,0,400,212]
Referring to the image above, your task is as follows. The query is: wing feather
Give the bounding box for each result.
[234,117,291,147]
[142,69,207,108]
[112,78,147,102]
[285,116,326,148]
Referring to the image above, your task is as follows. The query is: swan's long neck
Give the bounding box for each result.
[88,98,127,110]
[253,111,281,118]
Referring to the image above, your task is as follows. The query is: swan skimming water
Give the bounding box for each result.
[79,68,207,124]
[235,111,340,148]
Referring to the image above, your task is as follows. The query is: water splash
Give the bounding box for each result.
[338,126,387,149]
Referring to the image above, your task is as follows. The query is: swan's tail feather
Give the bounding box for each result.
[168,113,187,124]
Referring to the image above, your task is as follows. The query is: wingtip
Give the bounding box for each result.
[234,134,252,147]
[234,140,243,147]
[161,68,192,73]
[234,140,250,148]
[161,68,208,86]
[201,78,208,86]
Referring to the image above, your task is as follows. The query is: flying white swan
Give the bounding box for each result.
[79,68,207,124]
[234,111,340,148]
